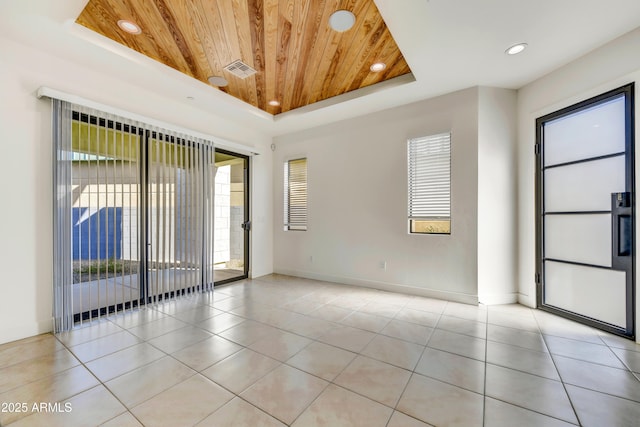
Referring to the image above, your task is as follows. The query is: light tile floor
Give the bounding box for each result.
[1,274,640,426]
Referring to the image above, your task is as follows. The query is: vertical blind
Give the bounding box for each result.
[408,132,451,220]
[52,99,216,332]
[146,132,216,306]
[284,158,308,231]
[52,100,74,333]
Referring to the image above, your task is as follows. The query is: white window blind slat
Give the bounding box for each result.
[408,133,451,231]
[284,158,308,231]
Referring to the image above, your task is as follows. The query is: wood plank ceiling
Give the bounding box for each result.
[76,0,412,115]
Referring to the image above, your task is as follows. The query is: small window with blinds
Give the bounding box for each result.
[408,133,451,234]
[284,158,308,231]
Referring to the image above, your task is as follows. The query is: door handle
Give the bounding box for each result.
[241,220,251,231]
[617,215,632,256]
[611,192,632,270]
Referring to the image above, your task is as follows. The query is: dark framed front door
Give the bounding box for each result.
[536,83,635,338]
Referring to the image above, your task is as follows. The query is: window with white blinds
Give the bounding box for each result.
[408,132,451,234]
[284,158,308,231]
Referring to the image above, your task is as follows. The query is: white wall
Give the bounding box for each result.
[273,88,481,303]
[517,28,640,339]
[477,87,518,304]
[250,150,274,278]
[0,36,273,344]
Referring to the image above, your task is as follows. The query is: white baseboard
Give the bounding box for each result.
[0,319,53,346]
[274,268,479,305]
[518,293,536,308]
[478,293,519,305]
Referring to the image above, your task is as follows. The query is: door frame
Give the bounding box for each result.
[535,83,636,338]
[214,148,250,286]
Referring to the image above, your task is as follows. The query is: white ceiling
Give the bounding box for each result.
[2,0,640,137]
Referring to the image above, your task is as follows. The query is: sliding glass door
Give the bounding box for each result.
[57,102,218,327]
[70,112,143,322]
[213,149,249,284]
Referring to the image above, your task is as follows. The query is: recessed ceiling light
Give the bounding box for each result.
[208,76,228,87]
[117,19,141,35]
[268,100,280,107]
[505,43,528,55]
[370,62,386,72]
[329,10,356,32]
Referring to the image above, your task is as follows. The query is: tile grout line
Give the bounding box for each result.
[86,299,627,426]
[0,337,87,426]
[191,292,385,425]
[385,303,446,427]
[52,333,148,427]
[491,308,609,425]
[600,335,640,383]
[214,289,428,426]
[7,278,639,426]
[60,306,242,425]
[533,311,583,426]
[169,284,640,424]
[483,308,590,426]
[233,293,386,426]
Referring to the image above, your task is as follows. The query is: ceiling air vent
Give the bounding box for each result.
[224,60,257,79]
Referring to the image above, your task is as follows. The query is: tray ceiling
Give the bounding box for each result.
[76,0,412,115]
